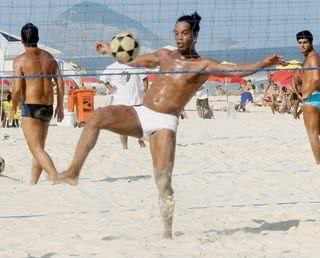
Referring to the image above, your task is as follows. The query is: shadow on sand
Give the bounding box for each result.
[204,219,300,236]
[92,175,151,183]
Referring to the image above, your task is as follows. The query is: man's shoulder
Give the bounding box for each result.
[39,48,55,58]
[305,51,320,64]
[156,48,174,56]
[13,53,26,67]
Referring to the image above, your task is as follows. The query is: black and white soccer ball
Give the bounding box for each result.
[0,156,5,174]
[110,32,140,63]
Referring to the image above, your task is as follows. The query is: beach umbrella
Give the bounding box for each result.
[276,59,302,70]
[269,60,302,88]
[269,70,296,88]
[208,75,246,84]
[209,61,247,84]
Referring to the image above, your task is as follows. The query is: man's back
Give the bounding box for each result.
[302,51,320,97]
[14,48,57,105]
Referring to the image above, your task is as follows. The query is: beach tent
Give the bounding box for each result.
[59,61,84,87]
[0,30,61,73]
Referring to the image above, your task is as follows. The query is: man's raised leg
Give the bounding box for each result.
[303,105,320,164]
[150,129,176,239]
[61,105,143,185]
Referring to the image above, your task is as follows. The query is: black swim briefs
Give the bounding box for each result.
[21,103,53,122]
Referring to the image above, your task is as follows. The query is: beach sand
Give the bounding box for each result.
[0,96,320,258]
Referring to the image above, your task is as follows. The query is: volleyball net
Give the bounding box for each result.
[0,0,319,81]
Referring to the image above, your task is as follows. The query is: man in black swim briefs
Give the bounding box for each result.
[12,23,64,184]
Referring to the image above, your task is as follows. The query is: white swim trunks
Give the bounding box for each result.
[133,105,178,139]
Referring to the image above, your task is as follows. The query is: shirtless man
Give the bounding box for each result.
[269,82,281,114]
[60,12,283,238]
[294,30,320,164]
[12,23,64,184]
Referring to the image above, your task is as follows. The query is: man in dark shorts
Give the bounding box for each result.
[12,23,64,184]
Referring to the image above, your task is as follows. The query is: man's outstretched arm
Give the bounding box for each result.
[206,55,285,78]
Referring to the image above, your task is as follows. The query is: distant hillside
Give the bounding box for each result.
[46,1,166,58]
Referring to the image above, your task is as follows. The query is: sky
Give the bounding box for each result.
[0,0,319,52]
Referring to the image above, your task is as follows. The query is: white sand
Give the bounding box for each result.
[0,96,320,258]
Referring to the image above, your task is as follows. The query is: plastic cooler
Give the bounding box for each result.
[68,89,96,127]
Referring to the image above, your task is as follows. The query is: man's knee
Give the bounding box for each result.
[87,107,108,129]
[154,171,173,196]
[28,143,45,156]
[88,106,120,129]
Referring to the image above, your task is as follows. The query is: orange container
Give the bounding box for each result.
[67,89,75,112]
[73,89,96,127]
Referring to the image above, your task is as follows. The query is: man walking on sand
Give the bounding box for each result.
[12,23,64,184]
[60,12,284,238]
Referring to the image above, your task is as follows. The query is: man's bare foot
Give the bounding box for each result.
[58,171,79,186]
[30,171,41,185]
[46,174,61,185]
[30,179,39,185]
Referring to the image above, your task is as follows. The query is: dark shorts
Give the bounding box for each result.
[21,103,53,122]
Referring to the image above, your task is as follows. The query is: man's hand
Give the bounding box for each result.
[54,105,64,122]
[96,41,111,55]
[292,100,301,120]
[263,54,286,67]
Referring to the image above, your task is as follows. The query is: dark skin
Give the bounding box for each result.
[294,38,320,163]
[12,45,64,184]
[60,21,284,238]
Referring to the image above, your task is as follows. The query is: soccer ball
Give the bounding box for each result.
[0,156,5,174]
[110,32,140,63]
